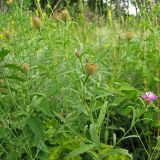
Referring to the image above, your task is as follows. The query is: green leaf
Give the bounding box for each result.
[123,135,140,140]
[30,95,50,114]
[0,49,10,61]
[113,133,116,145]
[3,64,23,72]
[89,124,101,146]
[6,75,25,82]
[119,85,136,91]
[5,150,19,160]
[100,148,132,159]
[153,77,160,82]
[38,99,50,115]
[119,106,133,116]
[107,154,131,160]
[65,143,96,159]
[129,106,136,128]
[27,116,44,138]
[0,127,9,138]
[97,101,108,132]
[49,146,62,160]
[31,92,47,97]
[104,129,109,144]
[152,136,160,151]
[63,140,80,150]
[88,151,100,160]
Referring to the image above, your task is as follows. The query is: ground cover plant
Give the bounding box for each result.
[0,0,160,160]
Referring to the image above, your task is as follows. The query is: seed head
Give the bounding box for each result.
[22,64,29,73]
[32,16,41,29]
[85,63,96,76]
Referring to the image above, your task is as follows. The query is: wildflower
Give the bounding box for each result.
[32,16,41,29]
[85,63,96,76]
[141,91,158,104]
[22,64,29,73]
[3,29,11,40]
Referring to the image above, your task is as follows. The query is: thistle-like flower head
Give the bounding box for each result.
[141,91,158,103]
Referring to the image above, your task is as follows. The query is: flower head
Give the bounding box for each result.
[141,91,158,103]
[52,11,61,21]
[61,9,70,21]
[125,32,134,41]
[85,63,96,76]
[32,16,41,29]
[22,64,29,73]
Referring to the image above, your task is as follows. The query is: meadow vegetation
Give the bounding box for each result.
[0,1,160,160]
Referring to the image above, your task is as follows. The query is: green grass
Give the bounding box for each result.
[0,4,160,160]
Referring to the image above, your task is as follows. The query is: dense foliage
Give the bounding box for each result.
[0,1,160,160]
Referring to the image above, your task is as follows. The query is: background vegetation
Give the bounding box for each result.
[0,0,160,160]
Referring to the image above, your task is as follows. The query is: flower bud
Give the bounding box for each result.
[32,16,41,29]
[3,29,11,40]
[52,11,61,21]
[22,64,29,73]
[125,32,134,41]
[61,9,70,21]
[85,63,96,76]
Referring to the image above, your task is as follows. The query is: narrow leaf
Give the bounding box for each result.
[65,144,96,159]
[97,101,108,132]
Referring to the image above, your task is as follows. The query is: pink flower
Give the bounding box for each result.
[141,91,158,103]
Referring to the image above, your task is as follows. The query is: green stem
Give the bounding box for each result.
[84,74,89,85]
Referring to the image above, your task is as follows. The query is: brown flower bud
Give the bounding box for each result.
[52,11,61,21]
[61,9,70,21]
[85,63,96,76]
[3,29,11,39]
[125,32,134,41]
[22,64,29,73]
[32,16,41,29]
